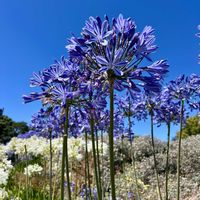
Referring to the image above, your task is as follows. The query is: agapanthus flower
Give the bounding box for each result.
[135,25,157,60]
[117,91,148,121]
[82,16,113,46]
[165,74,200,106]
[96,47,128,76]
[51,85,81,106]
[19,106,63,139]
[113,14,136,35]
[115,92,147,142]
[113,108,125,139]
[23,57,87,107]
[154,97,182,126]
[30,71,48,87]
[23,92,48,104]
[66,14,169,93]
[18,130,37,139]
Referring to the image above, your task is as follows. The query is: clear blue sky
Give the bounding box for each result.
[0,0,199,140]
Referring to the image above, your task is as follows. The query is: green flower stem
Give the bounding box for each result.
[86,131,92,199]
[108,78,116,200]
[150,111,163,200]
[49,131,53,200]
[95,129,102,193]
[24,145,29,200]
[90,111,102,200]
[132,152,141,200]
[75,170,78,197]
[64,102,72,200]
[128,100,141,200]
[85,131,92,199]
[52,152,60,200]
[61,102,71,200]
[101,130,104,198]
[177,100,184,200]
[121,135,125,172]
[165,123,171,200]
[84,132,88,198]
[61,135,66,200]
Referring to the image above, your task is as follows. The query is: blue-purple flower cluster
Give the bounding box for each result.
[66,14,169,94]
[21,14,200,200]
[22,14,170,141]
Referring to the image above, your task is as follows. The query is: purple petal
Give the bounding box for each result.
[113,68,123,76]
[96,56,108,65]
[99,66,109,73]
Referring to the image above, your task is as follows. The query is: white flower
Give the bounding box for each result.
[0,145,13,187]
[76,154,83,162]
[0,187,8,199]
[24,164,43,177]
[0,168,9,185]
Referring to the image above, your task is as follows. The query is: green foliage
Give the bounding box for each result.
[6,186,49,200]
[13,121,29,135]
[0,115,15,144]
[0,113,29,144]
[6,156,49,200]
[176,115,200,139]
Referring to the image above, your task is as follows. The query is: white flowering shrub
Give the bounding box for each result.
[0,145,13,189]
[113,135,200,199]
[0,135,109,199]
[132,136,166,161]
[1,134,200,199]
[5,136,49,157]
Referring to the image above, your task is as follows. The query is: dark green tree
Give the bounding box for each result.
[0,112,29,144]
[13,121,29,135]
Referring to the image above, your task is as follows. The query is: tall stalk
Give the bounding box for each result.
[84,132,88,199]
[132,152,141,200]
[90,111,102,199]
[24,145,29,200]
[165,123,171,200]
[150,110,163,200]
[121,135,125,172]
[177,100,184,200]
[128,101,140,200]
[52,152,60,200]
[95,128,101,192]
[61,102,71,200]
[49,131,53,200]
[101,130,104,198]
[64,102,72,200]
[61,134,66,200]
[85,131,92,199]
[108,77,116,200]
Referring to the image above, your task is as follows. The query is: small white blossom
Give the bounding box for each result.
[24,164,43,177]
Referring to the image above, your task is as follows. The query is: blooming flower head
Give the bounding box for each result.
[66,14,169,93]
[24,164,43,177]
[154,95,181,125]
[160,74,200,121]
[23,57,87,108]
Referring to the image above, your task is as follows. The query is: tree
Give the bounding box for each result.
[0,113,29,144]
[13,121,29,135]
[176,115,200,139]
[0,108,4,116]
